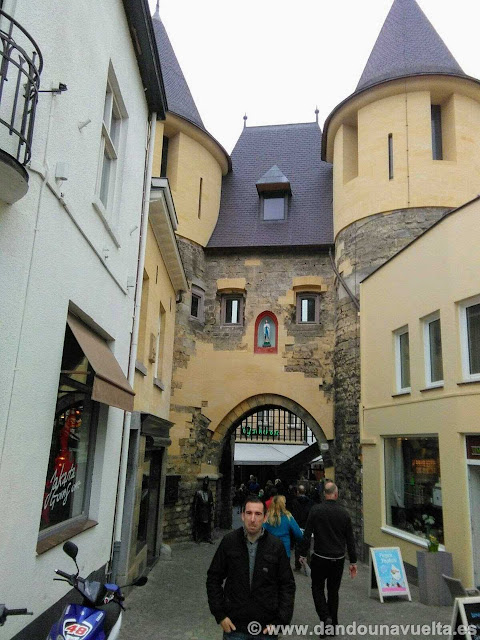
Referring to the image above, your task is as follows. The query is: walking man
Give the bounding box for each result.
[207,496,295,639]
[299,481,357,637]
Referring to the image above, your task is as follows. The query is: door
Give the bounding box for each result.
[468,465,480,587]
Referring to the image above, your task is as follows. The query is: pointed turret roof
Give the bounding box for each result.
[151,8,205,130]
[356,0,466,92]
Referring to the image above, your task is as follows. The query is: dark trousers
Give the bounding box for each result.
[310,554,345,626]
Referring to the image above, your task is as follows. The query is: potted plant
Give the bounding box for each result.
[417,520,452,605]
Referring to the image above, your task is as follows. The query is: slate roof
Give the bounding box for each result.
[356,0,466,92]
[207,123,333,249]
[151,8,205,130]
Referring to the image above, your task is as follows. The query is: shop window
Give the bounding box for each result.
[394,327,410,392]
[296,292,320,324]
[254,311,278,354]
[423,312,443,387]
[460,295,480,381]
[39,325,97,535]
[221,294,244,326]
[190,285,205,323]
[385,437,443,544]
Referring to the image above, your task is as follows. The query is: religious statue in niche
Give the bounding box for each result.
[257,314,276,349]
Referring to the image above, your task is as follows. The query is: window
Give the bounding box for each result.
[154,303,166,384]
[198,177,203,219]
[296,293,320,324]
[385,437,443,544]
[394,327,410,392]
[460,296,480,381]
[262,194,286,221]
[221,294,244,326]
[431,105,443,160]
[388,133,394,180]
[160,136,169,177]
[40,325,97,535]
[96,65,127,218]
[423,313,443,387]
[190,285,205,322]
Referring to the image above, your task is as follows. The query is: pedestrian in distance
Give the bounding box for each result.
[206,495,295,639]
[193,476,214,543]
[299,481,357,637]
[247,475,260,495]
[290,484,314,570]
[263,494,303,559]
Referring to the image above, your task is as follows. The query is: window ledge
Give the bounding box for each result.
[153,377,165,391]
[381,525,445,551]
[457,379,480,386]
[92,197,121,248]
[220,323,244,329]
[37,519,98,555]
[135,360,147,376]
[420,384,444,392]
[391,391,411,398]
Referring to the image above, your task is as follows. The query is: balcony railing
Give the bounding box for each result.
[0,9,42,165]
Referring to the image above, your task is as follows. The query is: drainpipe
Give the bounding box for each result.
[110,111,157,581]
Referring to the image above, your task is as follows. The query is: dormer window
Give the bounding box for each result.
[256,165,291,222]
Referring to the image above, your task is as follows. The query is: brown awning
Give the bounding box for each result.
[67,313,134,412]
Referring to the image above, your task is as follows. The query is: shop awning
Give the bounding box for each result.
[234,443,308,466]
[67,314,134,412]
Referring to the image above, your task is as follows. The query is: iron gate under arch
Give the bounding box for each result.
[234,407,313,444]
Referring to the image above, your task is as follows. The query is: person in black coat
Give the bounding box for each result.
[193,477,214,543]
[299,481,357,635]
[207,496,295,639]
[290,484,314,569]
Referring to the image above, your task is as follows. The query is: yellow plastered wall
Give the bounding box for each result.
[168,276,334,456]
[360,197,480,585]
[133,221,177,420]
[331,77,480,237]
[152,116,225,247]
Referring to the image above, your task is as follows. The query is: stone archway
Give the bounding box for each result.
[215,394,328,528]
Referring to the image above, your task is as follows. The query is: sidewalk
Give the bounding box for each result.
[119,524,454,640]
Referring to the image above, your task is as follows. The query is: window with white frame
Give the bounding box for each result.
[190,285,205,323]
[394,327,411,392]
[96,65,127,219]
[423,312,443,387]
[460,296,480,381]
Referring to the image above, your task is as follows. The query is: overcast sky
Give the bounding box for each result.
[148,0,480,154]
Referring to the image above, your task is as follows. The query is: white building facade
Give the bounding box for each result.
[0,1,166,637]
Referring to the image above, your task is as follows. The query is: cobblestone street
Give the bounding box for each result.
[119,516,453,640]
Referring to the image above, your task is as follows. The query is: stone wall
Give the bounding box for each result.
[164,241,336,541]
[333,207,450,556]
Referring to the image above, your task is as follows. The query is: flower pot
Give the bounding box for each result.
[416,550,453,606]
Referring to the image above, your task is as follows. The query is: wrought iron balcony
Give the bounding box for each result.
[0,9,42,203]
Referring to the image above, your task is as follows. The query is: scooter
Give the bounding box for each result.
[47,541,147,640]
[0,605,33,626]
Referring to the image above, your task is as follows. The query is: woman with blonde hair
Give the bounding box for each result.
[264,494,303,558]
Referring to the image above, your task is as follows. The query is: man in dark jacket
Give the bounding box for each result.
[299,481,357,636]
[207,496,295,639]
[290,484,314,569]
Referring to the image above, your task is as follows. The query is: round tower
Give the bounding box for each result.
[323,0,480,549]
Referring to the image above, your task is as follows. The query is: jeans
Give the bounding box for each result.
[310,554,345,626]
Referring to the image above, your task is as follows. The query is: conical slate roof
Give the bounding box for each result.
[208,123,333,248]
[356,0,466,92]
[152,8,205,130]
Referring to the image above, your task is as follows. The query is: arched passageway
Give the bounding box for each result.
[216,394,328,528]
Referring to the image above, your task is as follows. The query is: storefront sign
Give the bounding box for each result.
[369,547,411,603]
[466,436,480,460]
[241,426,280,437]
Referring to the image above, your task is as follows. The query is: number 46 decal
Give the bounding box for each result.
[63,620,93,638]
